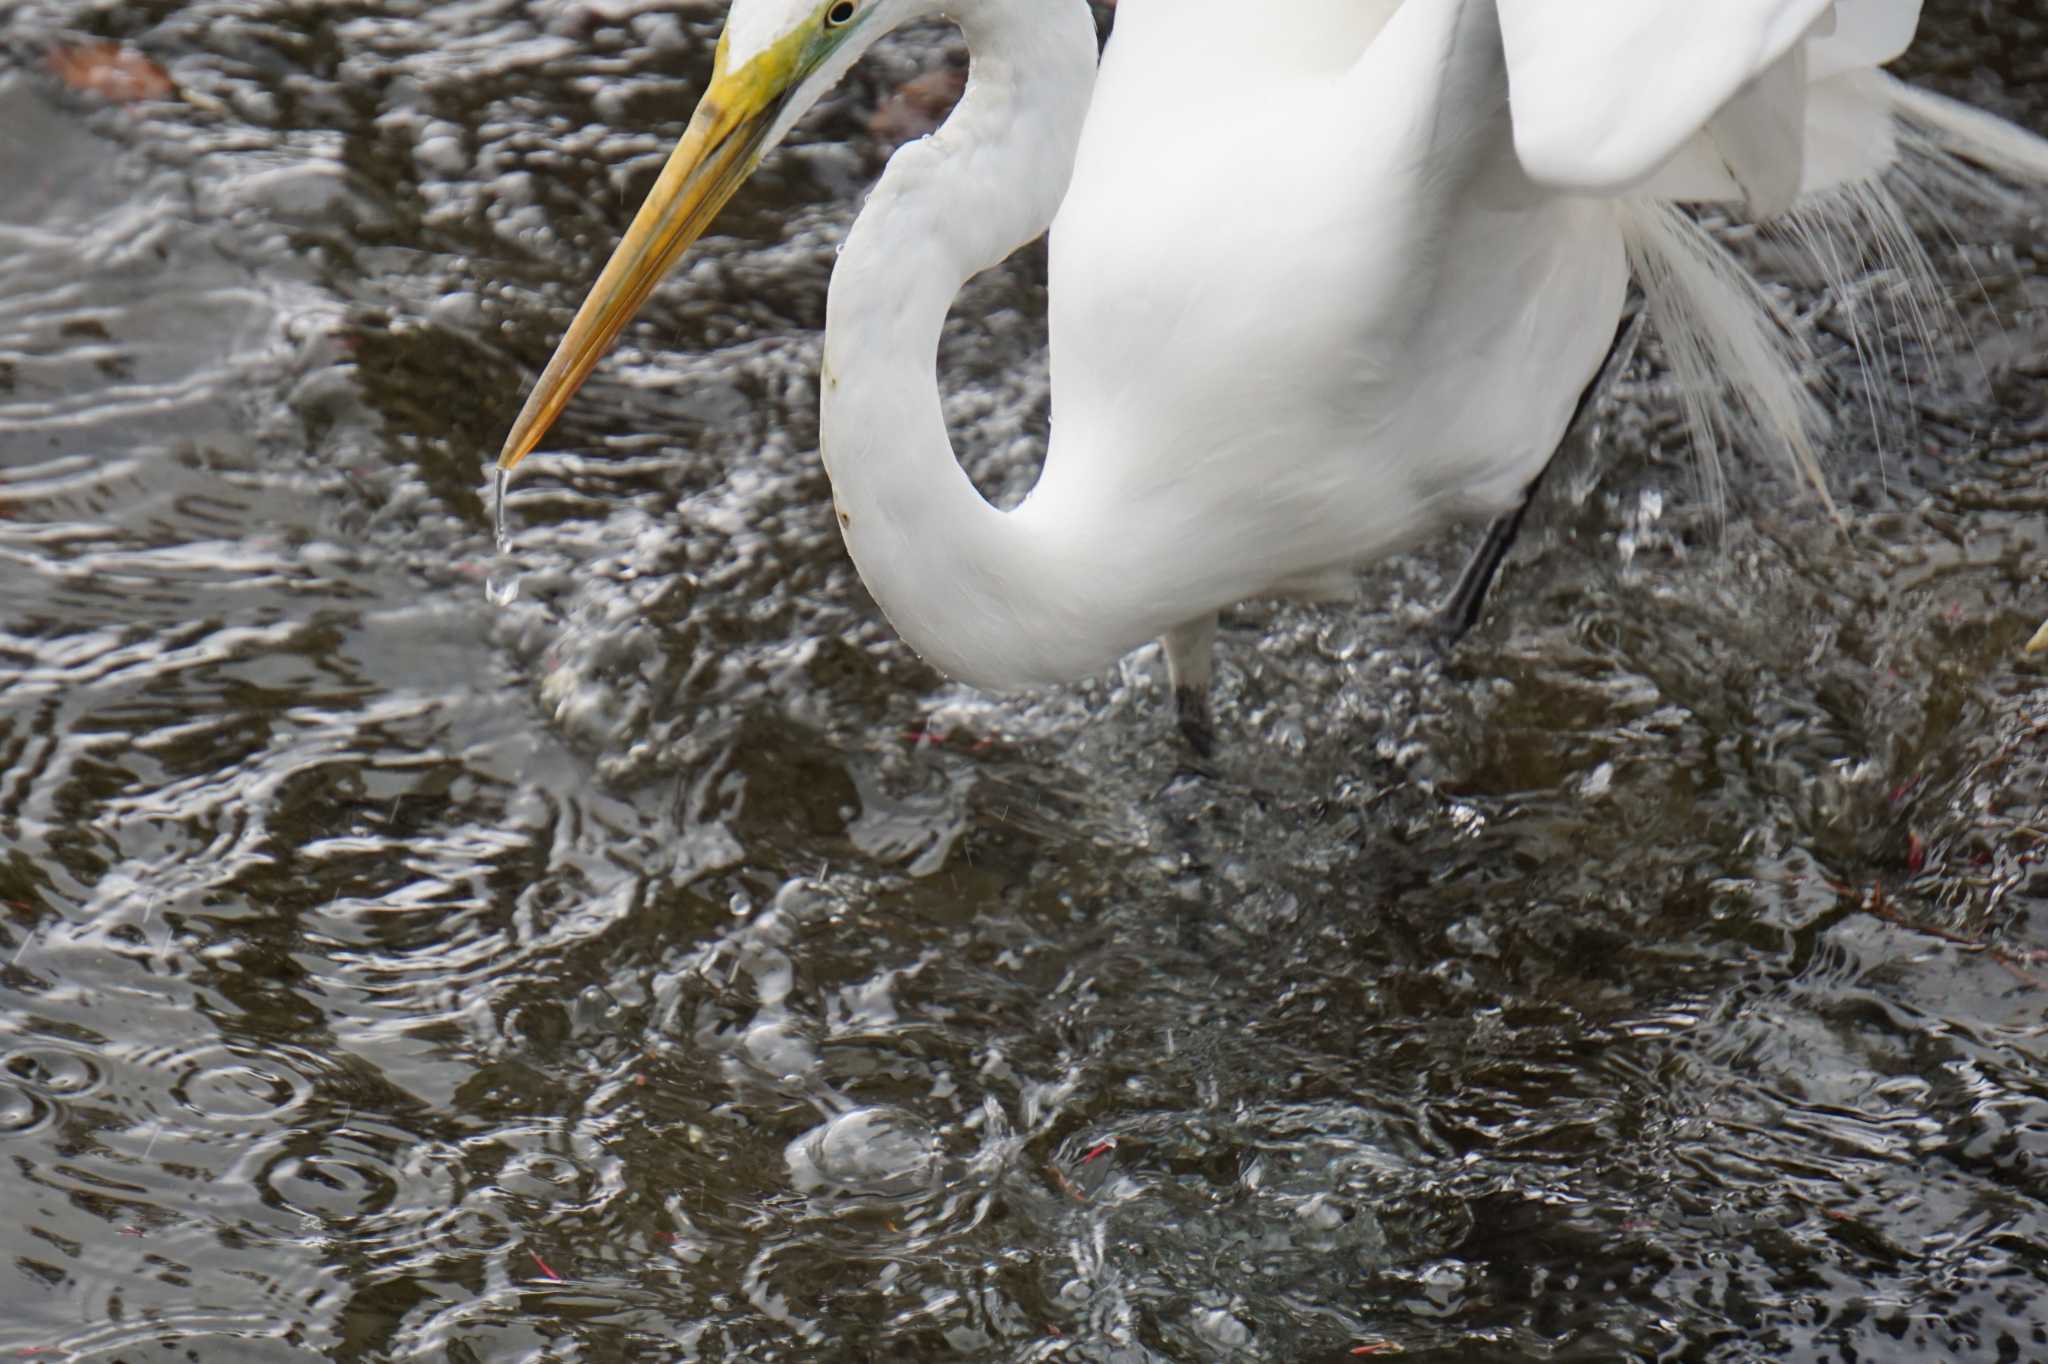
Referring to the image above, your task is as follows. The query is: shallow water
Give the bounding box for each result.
[2,3,2048,1361]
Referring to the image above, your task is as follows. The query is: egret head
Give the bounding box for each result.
[497,0,917,469]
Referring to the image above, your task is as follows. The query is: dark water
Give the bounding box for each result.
[2,3,2047,1360]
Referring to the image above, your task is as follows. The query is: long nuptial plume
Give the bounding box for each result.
[1616,68,2048,518]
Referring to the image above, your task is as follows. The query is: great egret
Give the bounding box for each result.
[496,0,2048,751]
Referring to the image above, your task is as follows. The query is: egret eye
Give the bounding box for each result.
[825,1,856,28]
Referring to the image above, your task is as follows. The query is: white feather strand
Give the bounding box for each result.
[1615,49,2048,521]
[1619,201,1836,518]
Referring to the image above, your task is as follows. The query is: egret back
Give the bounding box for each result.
[1101,0,1399,80]
[1032,0,1613,620]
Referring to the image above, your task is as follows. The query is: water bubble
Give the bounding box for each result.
[1317,619,1366,661]
[496,1150,592,1205]
[1578,760,1616,799]
[429,1202,520,1255]
[1189,1306,1252,1349]
[786,1105,940,1197]
[1295,1193,1348,1232]
[173,1053,312,1124]
[571,984,623,1034]
[738,1019,820,1082]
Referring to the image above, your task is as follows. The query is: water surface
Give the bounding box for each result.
[2,3,2048,1360]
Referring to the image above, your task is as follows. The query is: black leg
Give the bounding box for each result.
[1437,306,1642,644]
[1161,615,1220,757]
[1175,684,1217,760]
[1439,481,1547,645]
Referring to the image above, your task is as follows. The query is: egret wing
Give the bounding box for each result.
[1805,0,1920,80]
[1503,0,1922,209]
[1500,0,1837,194]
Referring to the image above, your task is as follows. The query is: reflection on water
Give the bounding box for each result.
[2,3,2047,1360]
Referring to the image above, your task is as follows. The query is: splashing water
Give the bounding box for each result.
[487,465,520,605]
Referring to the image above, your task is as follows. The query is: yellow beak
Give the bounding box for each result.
[496,41,796,470]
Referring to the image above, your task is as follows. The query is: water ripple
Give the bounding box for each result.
[0,1,2043,1358]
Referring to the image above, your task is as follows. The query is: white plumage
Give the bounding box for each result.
[496,0,2048,745]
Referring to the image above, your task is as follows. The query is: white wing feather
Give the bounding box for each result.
[1502,0,1925,208]
[1499,0,1836,193]
[1704,43,1810,214]
[1805,0,1921,80]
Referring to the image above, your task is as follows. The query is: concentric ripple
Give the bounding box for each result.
[259,1139,403,1222]
[0,1081,54,1138]
[158,1042,320,1127]
[1,1045,103,1098]
[494,1148,597,1207]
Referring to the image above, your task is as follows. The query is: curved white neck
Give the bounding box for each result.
[819,0,1106,689]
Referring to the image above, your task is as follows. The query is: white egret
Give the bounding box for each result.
[497,0,2048,751]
